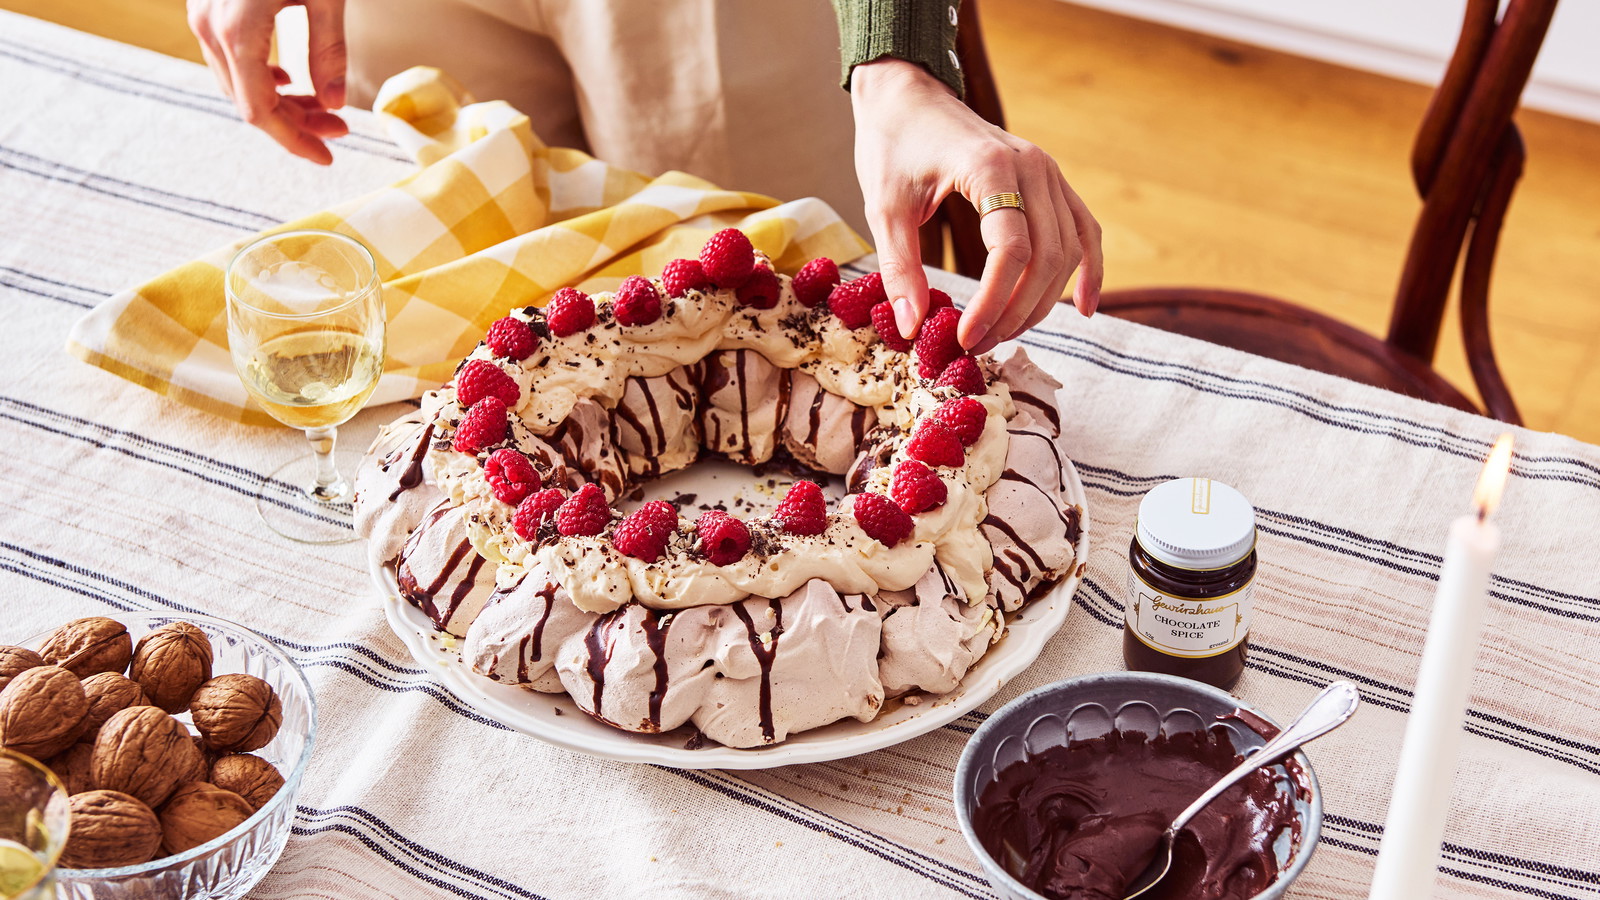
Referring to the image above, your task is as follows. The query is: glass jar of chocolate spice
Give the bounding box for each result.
[1123,477,1257,689]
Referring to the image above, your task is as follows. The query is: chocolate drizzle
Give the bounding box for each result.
[529,583,557,665]
[396,529,480,628]
[731,599,783,743]
[640,611,672,730]
[1009,388,1061,434]
[388,424,435,501]
[584,609,624,720]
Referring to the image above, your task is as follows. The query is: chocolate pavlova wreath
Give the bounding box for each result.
[355,229,1082,748]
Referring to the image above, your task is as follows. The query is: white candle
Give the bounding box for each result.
[1369,434,1514,899]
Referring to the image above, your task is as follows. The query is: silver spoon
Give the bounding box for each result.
[1122,680,1362,900]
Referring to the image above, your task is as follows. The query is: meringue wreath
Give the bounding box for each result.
[355,229,1082,748]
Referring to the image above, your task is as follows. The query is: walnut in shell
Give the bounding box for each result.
[80,672,151,742]
[157,782,253,856]
[0,665,89,759]
[60,790,162,869]
[209,754,284,811]
[129,622,213,713]
[47,742,97,796]
[39,617,133,679]
[178,736,212,787]
[0,645,45,694]
[91,706,204,808]
[190,674,281,752]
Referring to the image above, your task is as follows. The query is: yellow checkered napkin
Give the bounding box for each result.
[66,67,871,427]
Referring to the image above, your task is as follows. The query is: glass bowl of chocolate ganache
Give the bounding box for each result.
[954,672,1321,900]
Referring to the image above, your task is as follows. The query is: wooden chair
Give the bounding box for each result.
[929,0,1558,424]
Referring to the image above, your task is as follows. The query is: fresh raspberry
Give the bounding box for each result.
[871,301,912,351]
[456,359,520,408]
[696,510,752,565]
[513,488,566,540]
[933,396,988,446]
[556,483,612,537]
[736,266,781,310]
[905,418,966,468]
[927,288,954,312]
[612,501,678,561]
[485,448,540,505]
[935,356,986,396]
[485,316,537,361]
[545,287,596,337]
[662,258,710,298]
[791,257,839,308]
[634,499,679,532]
[451,397,508,455]
[889,460,948,514]
[699,228,756,289]
[613,275,663,326]
[855,272,889,307]
[828,280,875,329]
[852,493,914,547]
[772,480,828,536]
[914,307,964,379]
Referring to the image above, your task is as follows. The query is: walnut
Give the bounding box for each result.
[129,623,212,713]
[0,665,89,759]
[47,742,97,796]
[157,782,253,856]
[79,673,151,742]
[39,617,133,679]
[189,675,281,752]
[178,736,212,786]
[91,706,204,808]
[59,790,162,869]
[0,646,45,694]
[209,754,284,811]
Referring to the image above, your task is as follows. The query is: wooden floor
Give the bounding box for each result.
[6,0,1599,443]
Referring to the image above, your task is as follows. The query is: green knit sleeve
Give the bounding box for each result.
[833,0,966,98]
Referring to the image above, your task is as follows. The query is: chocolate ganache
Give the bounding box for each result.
[972,723,1301,900]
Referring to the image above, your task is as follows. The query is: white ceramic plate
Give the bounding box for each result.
[373,458,1089,769]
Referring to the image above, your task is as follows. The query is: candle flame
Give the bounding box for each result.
[1473,434,1514,523]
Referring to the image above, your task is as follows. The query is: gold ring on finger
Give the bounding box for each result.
[976,192,1025,217]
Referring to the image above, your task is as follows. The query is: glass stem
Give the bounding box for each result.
[304,425,350,502]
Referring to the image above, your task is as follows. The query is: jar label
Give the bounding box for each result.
[1125,571,1253,659]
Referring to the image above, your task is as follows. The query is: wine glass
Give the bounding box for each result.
[226,229,386,544]
[0,751,69,900]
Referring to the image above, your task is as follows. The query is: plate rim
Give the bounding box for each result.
[371,456,1091,769]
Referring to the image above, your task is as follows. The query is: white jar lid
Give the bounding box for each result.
[1136,478,1256,570]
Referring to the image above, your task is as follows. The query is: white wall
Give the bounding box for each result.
[1063,0,1600,123]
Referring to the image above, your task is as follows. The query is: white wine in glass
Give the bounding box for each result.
[227,229,386,544]
[0,751,68,900]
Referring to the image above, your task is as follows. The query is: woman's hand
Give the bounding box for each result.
[849,58,1102,353]
[187,0,351,164]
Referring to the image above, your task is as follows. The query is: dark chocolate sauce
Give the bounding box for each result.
[584,610,623,720]
[806,385,825,446]
[388,424,435,501]
[1010,389,1061,434]
[396,537,474,625]
[732,599,783,742]
[640,611,673,730]
[972,725,1296,900]
[438,553,486,630]
[983,515,1047,571]
[528,584,557,665]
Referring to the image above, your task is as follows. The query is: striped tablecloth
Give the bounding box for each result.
[3,12,1598,899]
